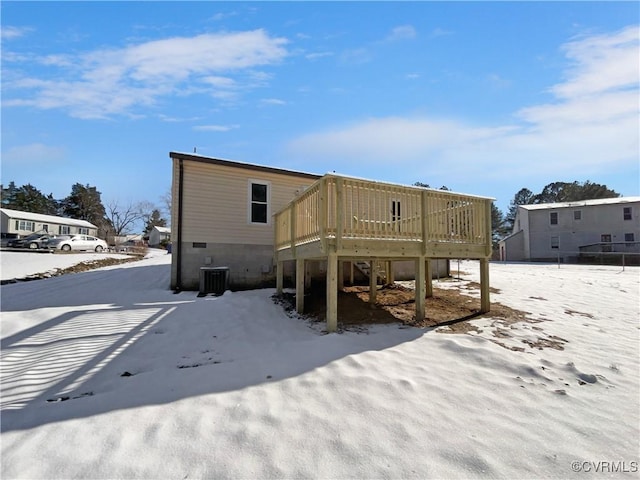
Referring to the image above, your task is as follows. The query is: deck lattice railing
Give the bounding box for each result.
[274,174,492,255]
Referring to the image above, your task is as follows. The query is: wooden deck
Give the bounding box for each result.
[274,174,493,331]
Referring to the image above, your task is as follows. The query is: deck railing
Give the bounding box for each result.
[274,174,492,256]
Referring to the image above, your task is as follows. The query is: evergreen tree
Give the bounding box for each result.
[143,209,167,235]
[1,182,19,209]
[505,188,534,231]
[1,182,58,214]
[491,203,508,249]
[61,183,110,237]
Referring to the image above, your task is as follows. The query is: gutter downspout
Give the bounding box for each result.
[175,157,184,292]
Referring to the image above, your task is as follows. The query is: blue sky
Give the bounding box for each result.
[2,1,638,224]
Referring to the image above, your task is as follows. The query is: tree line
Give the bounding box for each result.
[414,180,619,252]
[1,181,169,241]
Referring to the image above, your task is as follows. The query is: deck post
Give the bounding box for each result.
[480,258,490,313]
[296,258,305,314]
[276,260,284,294]
[326,252,338,332]
[386,261,394,284]
[415,256,426,321]
[369,259,377,304]
[425,259,433,298]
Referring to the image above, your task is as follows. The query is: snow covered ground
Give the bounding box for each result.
[0,250,133,281]
[1,253,638,479]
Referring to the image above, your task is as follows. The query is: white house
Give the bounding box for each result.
[169,152,453,291]
[499,197,640,263]
[0,208,98,238]
[149,226,170,247]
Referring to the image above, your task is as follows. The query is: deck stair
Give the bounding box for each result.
[353,260,387,284]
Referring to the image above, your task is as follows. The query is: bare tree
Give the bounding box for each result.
[160,187,172,221]
[105,200,148,238]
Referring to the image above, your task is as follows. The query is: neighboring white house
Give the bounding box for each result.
[149,226,170,247]
[0,208,98,238]
[499,197,640,263]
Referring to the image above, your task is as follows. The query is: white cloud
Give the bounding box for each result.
[1,143,66,165]
[306,51,334,60]
[551,25,639,98]
[193,124,239,132]
[260,98,286,106]
[1,26,33,40]
[3,30,288,119]
[385,25,417,42]
[286,26,639,186]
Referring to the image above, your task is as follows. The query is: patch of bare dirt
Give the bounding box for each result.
[273,281,565,351]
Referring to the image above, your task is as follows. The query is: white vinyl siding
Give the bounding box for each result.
[176,160,318,245]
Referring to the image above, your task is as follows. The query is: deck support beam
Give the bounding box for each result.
[338,261,344,290]
[480,258,490,313]
[296,259,305,314]
[415,256,426,321]
[425,259,433,298]
[326,252,338,332]
[276,260,284,294]
[369,259,377,304]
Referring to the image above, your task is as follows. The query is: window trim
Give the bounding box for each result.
[549,212,558,225]
[15,220,35,232]
[623,207,632,220]
[248,179,271,225]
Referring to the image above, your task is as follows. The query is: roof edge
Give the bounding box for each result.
[170,152,322,180]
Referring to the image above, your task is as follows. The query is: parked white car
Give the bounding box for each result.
[50,235,108,252]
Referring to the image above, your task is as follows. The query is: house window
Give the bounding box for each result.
[550,212,558,225]
[625,233,635,246]
[550,236,559,249]
[623,207,632,220]
[42,224,49,232]
[601,234,612,243]
[79,227,89,235]
[249,181,269,224]
[59,225,70,235]
[15,220,35,232]
[573,210,581,220]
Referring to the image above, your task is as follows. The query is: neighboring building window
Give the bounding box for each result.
[79,227,89,235]
[623,207,632,220]
[625,233,635,245]
[249,181,269,224]
[601,234,612,243]
[15,220,35,232]
[551,236,559,249]
[573,210,581,220]
[59,225,71,235]
[550,212,558,225]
